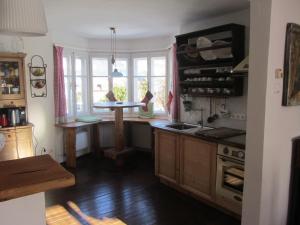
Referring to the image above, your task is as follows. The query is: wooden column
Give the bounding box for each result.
[114,108,124,152]
[65,128,76,168]
[91,124,101,156]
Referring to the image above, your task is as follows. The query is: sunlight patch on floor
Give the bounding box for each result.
[46,202,126,225]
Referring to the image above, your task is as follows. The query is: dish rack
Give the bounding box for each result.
[176,23,246,98]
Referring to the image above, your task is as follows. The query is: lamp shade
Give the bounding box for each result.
[0,0,48,36]
[112,68,123,77]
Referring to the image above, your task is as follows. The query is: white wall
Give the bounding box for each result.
[88,35,172,52]
[0,34,58,159]
[242,0,300,224]
[178,9,250,130]
[0,193,45,225]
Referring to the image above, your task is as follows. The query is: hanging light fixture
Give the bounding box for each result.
[0,0,48,36]
[110,27,123,77]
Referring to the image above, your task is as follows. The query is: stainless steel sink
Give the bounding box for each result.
[166,123,198,130]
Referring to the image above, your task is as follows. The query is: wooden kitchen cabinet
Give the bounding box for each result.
[155,130,179,184]
[0,125,33,161]
[179,135,217,200]
[0,52,27,108]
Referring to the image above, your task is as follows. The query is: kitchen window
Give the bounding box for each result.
[132,54,168,113]
[63,50,169,116]
[63,50,89,118]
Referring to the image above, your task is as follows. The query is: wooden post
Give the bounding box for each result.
[114,108,124,152]
[66,128,76,168]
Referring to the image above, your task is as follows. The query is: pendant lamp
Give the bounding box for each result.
[110,27,123,77]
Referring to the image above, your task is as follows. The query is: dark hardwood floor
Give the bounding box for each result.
[45,152,241,225]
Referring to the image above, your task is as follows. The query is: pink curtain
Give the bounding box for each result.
[171,43,180,121]
[53,46,67,124]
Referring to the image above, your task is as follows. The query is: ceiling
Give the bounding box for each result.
[43,0,249,39]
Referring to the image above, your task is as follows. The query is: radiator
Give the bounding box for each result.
[76,131,88,151]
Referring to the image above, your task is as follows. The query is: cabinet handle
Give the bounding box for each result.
[233,195,242,202]
[7,134,11,138]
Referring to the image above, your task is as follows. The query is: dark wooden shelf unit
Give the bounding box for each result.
[175,23,246,98]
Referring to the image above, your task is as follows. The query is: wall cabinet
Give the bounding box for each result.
[0,52,27,107]
[179,135,217,200]
[0,126,33,161]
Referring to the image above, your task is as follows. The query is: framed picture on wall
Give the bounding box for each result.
[282,23,300,106]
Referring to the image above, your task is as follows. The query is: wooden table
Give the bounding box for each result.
[0,154,75,201]
[93,102,144,159]
[0,155,75,225]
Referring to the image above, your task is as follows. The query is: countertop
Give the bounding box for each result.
[0,155,75,202]
[151,122,246,149]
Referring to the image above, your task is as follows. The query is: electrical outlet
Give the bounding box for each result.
[230,113,247,121]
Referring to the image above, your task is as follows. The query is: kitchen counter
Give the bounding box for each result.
[151,122,246,149]
[0,154,75,202]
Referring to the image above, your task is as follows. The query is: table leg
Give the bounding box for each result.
[66,128,76,168]
[115,108,124,152]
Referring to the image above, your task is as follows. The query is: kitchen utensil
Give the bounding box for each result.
[207,98,215,123]
[183,100,192,112]
[212,99,219,120]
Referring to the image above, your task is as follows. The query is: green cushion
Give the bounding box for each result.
[76,115,102,123]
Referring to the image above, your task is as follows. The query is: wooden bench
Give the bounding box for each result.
[56,117,169,168]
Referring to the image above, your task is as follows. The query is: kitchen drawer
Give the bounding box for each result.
[0,131,16,141]
[0,139,17,161]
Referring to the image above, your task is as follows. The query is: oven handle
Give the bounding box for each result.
[233,195,242,202]
[218,155,244,165]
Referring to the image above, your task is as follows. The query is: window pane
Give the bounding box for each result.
[134,58,147,76]
[151,77,166,112]
[64,77,73,115]
[113,78,128,101]
[76,77,87,113]
[63,57,69,75]
[113,59,128,76]
[151,57,166,76]
[92,77,109,103]
[92,58,108,76]
[134,77,148,102]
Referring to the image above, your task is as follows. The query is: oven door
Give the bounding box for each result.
[216,155,244,204]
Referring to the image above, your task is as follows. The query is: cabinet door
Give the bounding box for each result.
[16,127,33,158]
[155,130,179,184]
[0,131,17,161]
[180,136,217,200]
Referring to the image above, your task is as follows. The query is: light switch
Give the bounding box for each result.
[275,68,283,79]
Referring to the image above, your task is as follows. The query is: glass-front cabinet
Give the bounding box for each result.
[0,53,26,107]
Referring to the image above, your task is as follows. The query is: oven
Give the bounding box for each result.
[216,144,245,207]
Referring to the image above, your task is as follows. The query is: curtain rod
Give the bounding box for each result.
[53,43,172,53]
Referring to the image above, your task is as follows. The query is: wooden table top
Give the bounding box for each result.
[0,155,75,202]
[55,117,169,128]
[93,101,144,109]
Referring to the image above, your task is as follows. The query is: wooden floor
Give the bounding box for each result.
[45,153,241,225]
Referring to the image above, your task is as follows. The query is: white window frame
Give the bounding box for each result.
[64,50,169,117]
[63,49,90,119]
[132,51,169,115]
